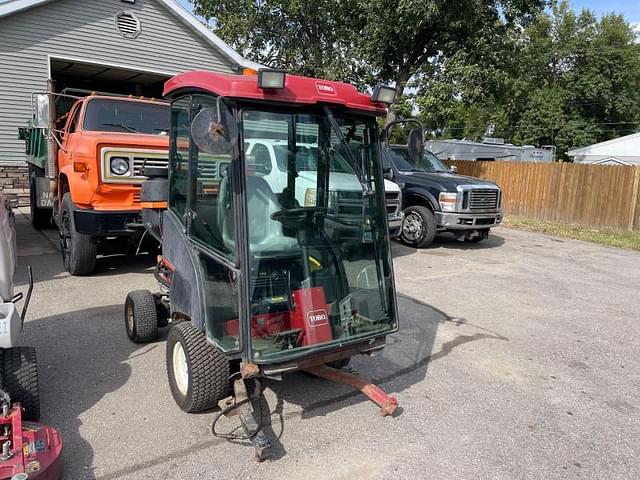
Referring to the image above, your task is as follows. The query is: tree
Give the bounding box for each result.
[416,1,640,160]
[189,0,545,121]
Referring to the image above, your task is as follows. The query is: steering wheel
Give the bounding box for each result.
[271,207,327,230]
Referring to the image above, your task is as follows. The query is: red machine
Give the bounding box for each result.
[0,403,62,480]
[225,287,332,347]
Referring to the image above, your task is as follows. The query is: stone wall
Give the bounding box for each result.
[0,164,29,207]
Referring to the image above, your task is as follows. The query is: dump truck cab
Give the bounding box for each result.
[125,71,400,438]
[21,91,169,274]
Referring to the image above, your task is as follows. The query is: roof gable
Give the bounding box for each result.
[0,0,261,70]
[568,132,640,157]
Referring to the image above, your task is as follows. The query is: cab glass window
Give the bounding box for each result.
[169,96,190,218]
[189,95,236,260]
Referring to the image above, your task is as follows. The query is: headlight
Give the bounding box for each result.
[304,188,317,207]
[439,192,458,212]
[110,157,130,176]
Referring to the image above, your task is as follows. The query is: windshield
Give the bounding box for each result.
[83,99,169,135]
[239,107,396,362]
[388,147,449,173]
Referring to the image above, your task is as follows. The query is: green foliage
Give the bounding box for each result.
[190,0,544,119]
[418,1,640,160]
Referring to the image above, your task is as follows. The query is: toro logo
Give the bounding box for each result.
[315,82,337,96]
[307,309,329,326]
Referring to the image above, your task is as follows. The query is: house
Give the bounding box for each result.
[567,133,640,166]
[0,0,260,204]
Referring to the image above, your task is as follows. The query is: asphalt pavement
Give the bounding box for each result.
[12,209,640,480]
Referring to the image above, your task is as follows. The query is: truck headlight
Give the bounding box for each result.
[439,192,458,212]
[110,157,130,176]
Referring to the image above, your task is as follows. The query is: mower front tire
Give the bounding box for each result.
[1,347,40,421]
[125,290,159,343]
[166,322,229,413]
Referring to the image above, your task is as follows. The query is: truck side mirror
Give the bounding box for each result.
[17,127,28,141]
[191,100,237,155]
[383,167,394,180]
[449,165,457,174]
[32,93,50,129]
[407,128,424,163]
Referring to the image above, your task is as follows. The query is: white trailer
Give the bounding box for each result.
[427,138,555,162]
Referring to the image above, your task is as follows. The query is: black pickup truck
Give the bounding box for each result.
[382,142,503,248]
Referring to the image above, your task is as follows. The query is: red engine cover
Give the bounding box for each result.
[290,287,332,345]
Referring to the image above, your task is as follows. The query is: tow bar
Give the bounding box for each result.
[303,365,399,417]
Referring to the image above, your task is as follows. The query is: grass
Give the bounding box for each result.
[502,216,640,251]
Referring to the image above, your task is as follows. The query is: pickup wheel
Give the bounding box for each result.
[166,322,229,413]
[60,193,97,275]
[29,175,52,230]
[400,206,437,248]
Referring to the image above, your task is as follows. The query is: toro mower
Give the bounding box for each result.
[124,70,400,460]
[0,195,62,479]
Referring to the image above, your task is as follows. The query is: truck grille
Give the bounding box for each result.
[385,191,400,215]
[132,156,168,177]
[468,189,499,211]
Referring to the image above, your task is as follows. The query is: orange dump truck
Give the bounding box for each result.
[20,91,169,275]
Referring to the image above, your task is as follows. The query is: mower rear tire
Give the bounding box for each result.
[166,322,229,413]
[1,347,40,421]
[125,290,159,343]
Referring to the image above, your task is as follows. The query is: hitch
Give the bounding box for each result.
[304,365,398,416]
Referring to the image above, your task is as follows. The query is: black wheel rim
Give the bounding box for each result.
[60,208,71,264]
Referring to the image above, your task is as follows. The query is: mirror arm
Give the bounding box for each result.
[48,129,68,153]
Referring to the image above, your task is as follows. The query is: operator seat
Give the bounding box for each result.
[218,174,299,257]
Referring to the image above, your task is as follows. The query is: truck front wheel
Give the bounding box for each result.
[400,206,437,248]
[166,322,229,413]
[60,193,97,275]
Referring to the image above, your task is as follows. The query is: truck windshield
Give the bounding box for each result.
[389,147,449,173]
[240,107,396,362]
[83,99,169,135]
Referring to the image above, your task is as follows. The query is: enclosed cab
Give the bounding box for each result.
[382,121,503,247]
[20,92,169,274]
[125,70,399,419]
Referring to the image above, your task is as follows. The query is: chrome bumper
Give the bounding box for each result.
[387,212,403,234]
[435,211,503,230]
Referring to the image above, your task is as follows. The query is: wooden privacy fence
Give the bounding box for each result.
[445,161,640,231]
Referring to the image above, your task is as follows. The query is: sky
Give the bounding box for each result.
[176,0,640,23]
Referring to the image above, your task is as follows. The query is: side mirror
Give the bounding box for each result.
[383,167,394,180]
[449,165,457,174]
[190,99,237,155]
[32,94,50,129]
[407,128,424,163]
[17,127,29,141]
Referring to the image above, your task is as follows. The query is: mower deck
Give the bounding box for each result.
[0,405,62,480]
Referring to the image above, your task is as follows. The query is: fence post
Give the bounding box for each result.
[631,166,640,231]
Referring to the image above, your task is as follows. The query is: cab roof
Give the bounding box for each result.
[164,71,387,115]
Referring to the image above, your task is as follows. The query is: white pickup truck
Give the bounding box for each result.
[244,139,403,236]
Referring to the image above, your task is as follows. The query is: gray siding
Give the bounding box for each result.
[0,0,236,164]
